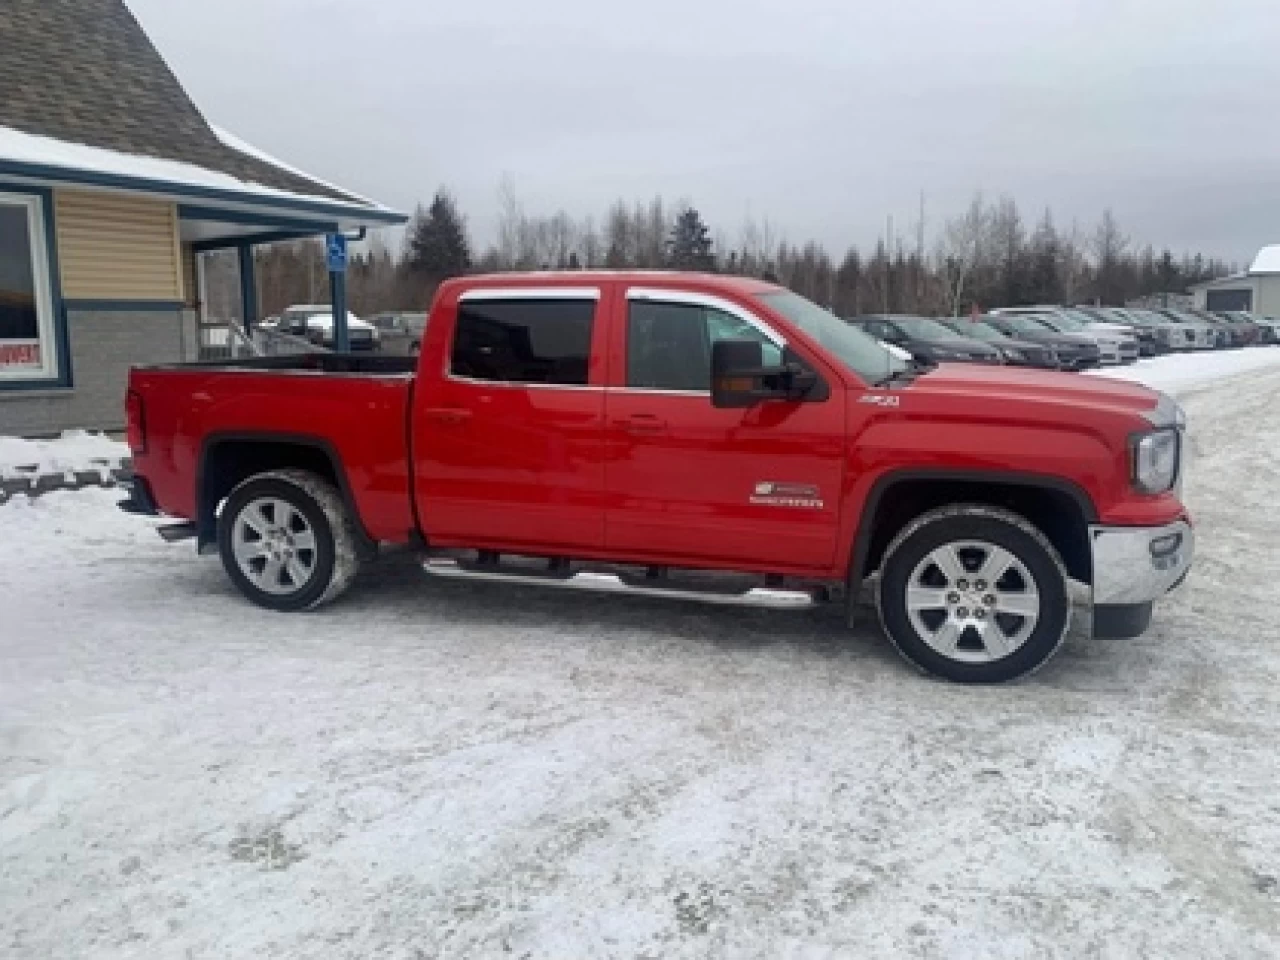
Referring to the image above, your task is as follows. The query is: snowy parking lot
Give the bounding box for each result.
[4,350,1280,959]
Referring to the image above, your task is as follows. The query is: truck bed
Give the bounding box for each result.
[129,356,417,542]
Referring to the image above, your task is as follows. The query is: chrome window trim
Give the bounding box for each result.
[444,373,602,392]
[625,287,786,347]
[458,287,601,302]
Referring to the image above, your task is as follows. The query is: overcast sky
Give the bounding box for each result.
[126,0,1278,264]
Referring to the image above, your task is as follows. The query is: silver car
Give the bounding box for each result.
[993,307,1137,364]
[1154,309,1218,350]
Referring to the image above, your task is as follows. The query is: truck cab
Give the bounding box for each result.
[122,272,1194,684]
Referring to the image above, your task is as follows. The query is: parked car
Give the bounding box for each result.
[1245,314,1280,344]
[122,272,1194,684]
[1215,312,1264,346]
[278,304,380,352]
[849,315,1003,365]
[1155,309,1223,350]
[996,311,1130,365]
[935,317,1059,369]
[992,307,1138,364]
[981,314,1101,370]
[1079,307,1163,357]
[370,312,429,355]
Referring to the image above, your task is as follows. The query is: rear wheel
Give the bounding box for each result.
[217,469,360,611]
[876,505,1071,683]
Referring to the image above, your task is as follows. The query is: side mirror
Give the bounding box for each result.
[710,339,816,408]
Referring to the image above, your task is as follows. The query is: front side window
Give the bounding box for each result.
[758,292,908,383]
[627,300,782,391]
[451,298,594,385]
[0,192,58,380]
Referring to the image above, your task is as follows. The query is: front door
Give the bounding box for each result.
[413,290,607,553]
[603,291,845,573]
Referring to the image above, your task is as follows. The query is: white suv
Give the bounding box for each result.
[277,305,380,352]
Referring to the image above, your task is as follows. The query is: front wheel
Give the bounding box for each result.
[876,505,1071,683]
[217,469,361,611]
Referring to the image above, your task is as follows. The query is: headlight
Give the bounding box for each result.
[1000,347,1026,361]
[1132,429,1180,494]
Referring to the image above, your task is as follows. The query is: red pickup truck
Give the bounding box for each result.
[121,272,1193,683]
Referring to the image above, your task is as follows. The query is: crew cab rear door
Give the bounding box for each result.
[601,287,845,573]
[412,286,608,552]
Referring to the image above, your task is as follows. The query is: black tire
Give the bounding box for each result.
[217,469,360,612]
[875,504,1071,684]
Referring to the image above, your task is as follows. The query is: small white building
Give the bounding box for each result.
[1190,245,1280,316]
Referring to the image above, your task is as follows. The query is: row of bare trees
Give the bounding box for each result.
[203,189,1234,323]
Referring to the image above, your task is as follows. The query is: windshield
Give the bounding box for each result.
[997,315,1054,336]
[757,290,908,382]
[1035,313,1083,332]
[889,316,966,340]
[942,319,1006,342]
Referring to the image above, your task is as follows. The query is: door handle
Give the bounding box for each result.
[616,414,667,435]
[424,407,472,426]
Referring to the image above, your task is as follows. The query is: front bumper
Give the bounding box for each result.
[1090,519,1194,605]
[1059,349,1100,370]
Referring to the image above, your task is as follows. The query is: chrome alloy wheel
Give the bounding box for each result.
[903,540,1041,662]
[231,497,319,595]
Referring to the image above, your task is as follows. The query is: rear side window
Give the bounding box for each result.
[627,301,781,391]
[450,299,594,385]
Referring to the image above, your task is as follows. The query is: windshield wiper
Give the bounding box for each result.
[874,357,937,387]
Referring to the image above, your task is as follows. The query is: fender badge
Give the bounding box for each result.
[751,482,824,510]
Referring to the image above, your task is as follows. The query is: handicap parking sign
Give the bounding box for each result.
[325,233,348,273]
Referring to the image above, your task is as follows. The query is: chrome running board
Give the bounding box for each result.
[421,558,816,609]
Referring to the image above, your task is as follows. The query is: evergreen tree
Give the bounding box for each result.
[406,190,472,284]
[1157,249,1179,294]
[666,206,715,270]
[1027,210,1063,305]
[833,248,863,317]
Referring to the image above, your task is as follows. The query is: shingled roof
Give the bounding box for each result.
[0,0,366,206]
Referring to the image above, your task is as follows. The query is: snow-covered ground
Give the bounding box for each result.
[3,351,1280,958]
[0,429,128,485]
[1088,344,1280,394]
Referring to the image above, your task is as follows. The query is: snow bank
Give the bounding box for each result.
[0,430,129,485]
[1086,346,1280,395]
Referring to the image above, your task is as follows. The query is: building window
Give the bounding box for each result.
[450,299,594,385]
[0,192,59,381]
[1204,288,1252,312]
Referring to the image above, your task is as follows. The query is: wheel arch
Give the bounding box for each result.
[197,432,374,554]
[849,469,1097,591]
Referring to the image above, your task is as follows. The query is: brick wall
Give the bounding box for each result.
[0,307,196,436]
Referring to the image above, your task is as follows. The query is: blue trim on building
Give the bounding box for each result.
[0,159,406,225]
[177,204,338,233]
[63,300,184,313]
[191,229,324,253]
[238,245,258,333]
[0,183,71,392]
